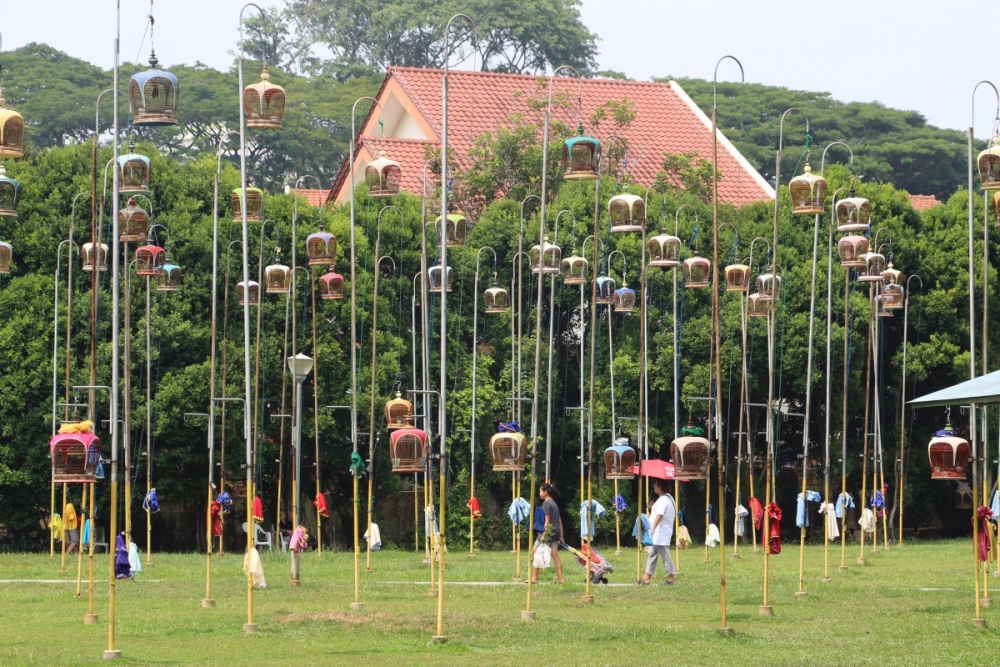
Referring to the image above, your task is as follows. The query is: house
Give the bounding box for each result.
[326,67,774,206]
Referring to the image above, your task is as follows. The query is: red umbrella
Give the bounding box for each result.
[628,459,676,480]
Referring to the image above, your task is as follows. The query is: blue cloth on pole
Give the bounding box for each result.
[631,513,652,546]
[614,494,628,512]
[870,490,885,509]
[142,488,160,513]
[580,500,608,539]
[835,492,854,519]
[507,497,530,525]
[533,507,546,533]
[797,491,824,527]
[991,491,999,523]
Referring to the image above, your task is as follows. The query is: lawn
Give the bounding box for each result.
[2,540,998,666]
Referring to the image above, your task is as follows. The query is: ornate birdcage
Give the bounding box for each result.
[365,150,402,198]
[51,432,101,484]
[237,280,260,306]
[875,294,894,317]
[683,252,710,288]
[561,253,588,285]
[264,261,291,293]
[836,195,871,233]
[119,198,150,243]
[724,263,751,292]
[530,235,562,275]
[757,273,781,302]
[0,85,25,158]
[306,230,336,266]
[243,67,285,130]
[118,146,151,196]
[134,244,166,276]
[648,231,681,268]
[595,274,616,305]
[747,292,769,317]
[389,428,427,473]
[882,261,903,286]
[881,282,904,309]
[978,135,1000,190]
[80,242,108,273]
[82,242,108,273]
[670,434,710,481]
[562,125,600,180]
[858,251,886,283]
[928,421,970,480]
[490,431,527,472]
[319,272,344,300]
[385,391,414,430]
[788,162,827,215]
[0,164,21,216]
[0,240,11,274]
[837,235,869,268]
[608,193,645,233]
[128,54,179,127]
[604,441,636,480]
[428,264,454,293]
[484,284,509,313]
[430,213,472,247]
[612,283,637,313]
[156,260,182,291]
[232,187,264,223]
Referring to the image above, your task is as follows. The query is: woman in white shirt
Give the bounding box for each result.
[641,478,676,585]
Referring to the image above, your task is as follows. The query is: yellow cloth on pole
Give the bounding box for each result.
[63,504,78,531]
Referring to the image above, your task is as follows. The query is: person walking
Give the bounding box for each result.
[531,483,564,584]
[641,478,677,585]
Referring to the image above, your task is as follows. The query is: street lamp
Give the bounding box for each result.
[287,352,313,586]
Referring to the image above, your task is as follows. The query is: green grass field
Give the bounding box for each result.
[2,540,998,666]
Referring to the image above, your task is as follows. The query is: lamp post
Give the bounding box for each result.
[761,108,808,618]
[288,353,313,585]
[51,238,76,575]
[897,275,922,548]
[470,245,497,556]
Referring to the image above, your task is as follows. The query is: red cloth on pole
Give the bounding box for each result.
[313,492,329,518]
[210,500,223,537]
[977,506,993,562]
[467,497,482,520]
[749,497,764,531]
[252,496,264,524]
[768,502,782,555]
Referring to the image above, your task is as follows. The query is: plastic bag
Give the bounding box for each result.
[533,542,552,569]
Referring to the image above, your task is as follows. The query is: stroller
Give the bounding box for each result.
[559,541,613,584]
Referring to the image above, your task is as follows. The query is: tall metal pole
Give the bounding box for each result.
[470,246,496,556]
[898,276,921,548]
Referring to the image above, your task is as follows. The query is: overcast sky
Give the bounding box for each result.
[4,0,998,136]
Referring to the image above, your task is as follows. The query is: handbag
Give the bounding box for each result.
[533,542,552,569]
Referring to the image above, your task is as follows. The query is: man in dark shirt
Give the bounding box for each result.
[532,483,564,584]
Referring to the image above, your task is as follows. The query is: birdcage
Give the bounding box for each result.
[428,264,454,293]
[51,433,101,484]
[881,282,904,309]
[648,232,681,269]
[119,198,150,243]
[882,262,903,286]
[0,89,25,158]
[595,275,616,305]
[82,242,108,273]
[612,284,637,313]
[858,251,886,283]
[747,292,769,317]
[875,294,894,317]
[365,150,402,197]
[725,263,751,292]
[683,252,710,288]
[604,443,636,480]
[0,240,11,274]
[232,187,264,223]
[135,244,166,276]
[0,165,21,216]
[385,391,414,430]
[835,196,871,233]
[670,436,710,481]
[608,193,645,233]
[128,55,179,127]
[264,262,291,293]
[389,428,427,473]
[156,261,182,291]
[928,422,970,480]
[243,67,285,130]
[319,272,344,300]
[561,254,588,285]
[306,230,337,266]
[118,147,151,196]
[838,235,869,268]
[430,213,472,247]
[490,432,527,472]
[237,280,260,306]
[530,235,562,275]
[978,135,1000,190]
[562,126,600,180]
[788,163,827,215]
[757,273,781,302]
[484,285,509,313]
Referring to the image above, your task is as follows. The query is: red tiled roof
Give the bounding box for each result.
[291,189,329,207]
[908,193,940,211]
[329,67,773,206]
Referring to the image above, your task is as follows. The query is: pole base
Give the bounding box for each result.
[703,558,710,564]
[428,588,438,597]
[839,565,849,572]
[83,614,98,624]
[512,577,525,583]
[870,549,878,555]
[60,568,67,573]
[614,550,622,556]
[821,577,831,583]
[468,553,476,558]
[731,553,741,560]
[581,594,594,604]
[521,610,536,622]
[349,602,365,611]
[718,626,734,636]
[243,623,259,634]
[290,579,301,587]
[202,599,216,608]
[982,598,992,609]
[102,650,122,660]
[432,636,448,644]
[759,605,773,617]
[794,591,807,598]
[991,570,1000,578]
[973,618,987,628]
[857,557,867,565]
